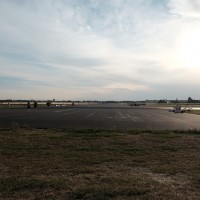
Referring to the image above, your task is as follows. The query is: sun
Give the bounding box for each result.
[178,27,200,68]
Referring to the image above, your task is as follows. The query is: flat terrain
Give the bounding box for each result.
[1,128,200,199]
[1,105,200,130]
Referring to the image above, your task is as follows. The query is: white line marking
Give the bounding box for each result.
[138,111,151,117]
[160,114,179,120]
[160,114,172,119]
[131,117,138,121]
[117,110,126,118]
[128,110,135,115]
[159,114,188,123]
[84,112,96,119]
[127,114,137,121]
[55,109,73,113]
[63,110,80,115]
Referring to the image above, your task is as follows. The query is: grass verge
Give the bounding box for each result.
[0,128,200,199]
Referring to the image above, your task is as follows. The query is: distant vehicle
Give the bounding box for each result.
[129,103,143,106]
[169,105,192,113]
[129,103,137,106]
[172,105,186,113]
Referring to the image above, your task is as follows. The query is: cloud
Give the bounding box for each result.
[0,0,200,100]
[168,0,200,19]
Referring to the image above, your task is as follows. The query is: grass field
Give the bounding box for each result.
[1,128,200,200]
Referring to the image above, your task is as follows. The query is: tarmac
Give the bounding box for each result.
[1,105,200,130]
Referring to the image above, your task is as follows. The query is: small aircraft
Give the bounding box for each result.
[170,105,192,113]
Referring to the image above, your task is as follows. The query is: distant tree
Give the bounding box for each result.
[171,98,180,104]
[187,97,200,103]
[27,101,31,109]
[158,100,167,104]
[34,101,38,108]
[188,97,193,103]
[46,101,51,107]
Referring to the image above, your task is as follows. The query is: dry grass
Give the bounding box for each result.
[0,128,200,199]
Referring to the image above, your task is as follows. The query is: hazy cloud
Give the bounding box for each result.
[0,0,200,100]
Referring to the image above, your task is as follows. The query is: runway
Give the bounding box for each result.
[0,106,200,130]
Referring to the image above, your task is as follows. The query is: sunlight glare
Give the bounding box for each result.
[179,27,200,68]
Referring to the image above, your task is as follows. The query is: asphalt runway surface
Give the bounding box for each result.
[1,106,200,130]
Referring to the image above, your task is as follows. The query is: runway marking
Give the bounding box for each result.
[137,111,151,117]
[161,115,190,124]
[84,112,96,119]
[128,110,138,117]
[117,110,126,118]
[160,114,172,119]
[159,114,188,123]
[160,114,180,120]
[55,109,73,113]
[63,110,80,115]
[127,114,137,121]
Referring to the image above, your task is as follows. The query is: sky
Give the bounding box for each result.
[0,0,200,101]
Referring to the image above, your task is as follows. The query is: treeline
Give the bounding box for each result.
[1,98,200,104]
[158,97,200,104]
[187,97,200,103]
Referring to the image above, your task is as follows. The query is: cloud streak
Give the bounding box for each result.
[0,0,200,100]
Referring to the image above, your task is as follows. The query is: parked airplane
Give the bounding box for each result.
[171,105,192,113]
